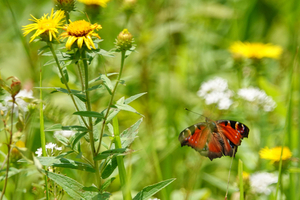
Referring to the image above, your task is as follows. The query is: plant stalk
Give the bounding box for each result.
[113,117,132,200]
[48,43,89,128]
[39,68,49,200]
[0,98,15,200]
[81,50,101,188]
[96,50,126,154]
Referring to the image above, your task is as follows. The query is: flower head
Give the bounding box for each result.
[60,20,102,50]
[23,9,65,43]
[238,87,276,112]
[55,0,76,12]
[115,29,134,51]
[35,148,43,157]
[249,172,277,195]
[259,146,292,163]
[197,77,233,110]
[35,142,62,157]
[78,0,111,7]
[229,42,282,59]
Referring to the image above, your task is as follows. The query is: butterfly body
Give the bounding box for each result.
[179,118,249,160]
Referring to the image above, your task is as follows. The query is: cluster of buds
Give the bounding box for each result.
[115,29,134,52]
[54,0,76,12]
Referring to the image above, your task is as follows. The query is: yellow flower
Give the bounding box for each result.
[229,42,283,59]
[60,20,102,50]
[259,146,292,163]
[78,0,110,7]
[22,9,65,43]
[11,141,25,161]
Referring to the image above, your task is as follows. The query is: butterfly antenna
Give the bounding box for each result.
[225,146,236,200]
[184,108,206,118]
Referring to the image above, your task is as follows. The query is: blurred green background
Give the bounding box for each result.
[1,0,300,199]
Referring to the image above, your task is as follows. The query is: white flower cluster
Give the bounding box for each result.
[0,89,34,114]
[249,172,277,195]
[197,77,233,110]
[35,142,62,157]
[237,87,276,112]
[197,77,277,112]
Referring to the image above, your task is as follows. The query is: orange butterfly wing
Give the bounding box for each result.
[179,119,249,160]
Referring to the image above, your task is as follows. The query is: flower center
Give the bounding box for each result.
[39,19,56,30]
[67,20,92,37]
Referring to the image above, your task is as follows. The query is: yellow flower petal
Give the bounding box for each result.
[77,0,110,7]
[22,9,65,43]
[60,20,102,50]
[259,146,292,163]
[229,42,283,59]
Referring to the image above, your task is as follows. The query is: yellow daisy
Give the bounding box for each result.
[77,0,110,7]
[60,20,102,50]
[23,9,65,43]
[229,42,283,59]
[259,146,292,163]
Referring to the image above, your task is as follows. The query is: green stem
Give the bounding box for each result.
[238,159,244,200]
[77,62,85,92]
[47,42,89,128]
[96,51,126,154]
[39,68,49,200]
[113,117,132,200]
[0,98,15,200]
[81,50,101,188]
[65,12,70,24]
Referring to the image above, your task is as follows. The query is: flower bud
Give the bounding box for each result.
[122,0,136,14]
[8,77,21,98]
[55,0,76,12]
[115,29,133,51]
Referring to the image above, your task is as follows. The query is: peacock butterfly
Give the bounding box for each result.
[178,118,249,160]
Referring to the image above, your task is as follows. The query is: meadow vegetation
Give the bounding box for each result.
[0,0,299,199]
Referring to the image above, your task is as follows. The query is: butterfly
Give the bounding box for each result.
[178,118,249,160]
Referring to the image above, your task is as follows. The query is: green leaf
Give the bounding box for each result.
[95,49,115,57]
[69,132,87,150]
[0,168,26,181]
[45,171,110,199]
[101,177,116,191]
[0,79,11,93]
[88,84,103,91]
[60,65,69,84]
[73,111,104,119]
[38,157,95,172]
[124,92,147,104]
[82,186,99,192]
[52,87,86,102]
[99,74,113,94]
[46,124,88,132]
[63,125,88,132]
[54,132,69,146]
[37,45,49,55]
[53,158,95,173]
[120,118,143,148]
[101,157,118,179]
[113,103,143,116]
[133,178,176,200]
[94,148,127,161]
